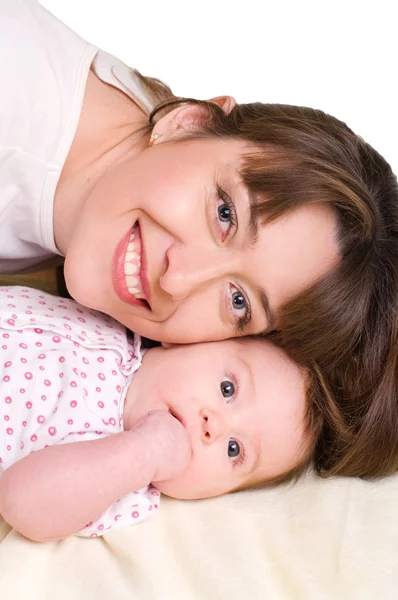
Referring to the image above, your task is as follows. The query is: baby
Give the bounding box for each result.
[0,287,316,542]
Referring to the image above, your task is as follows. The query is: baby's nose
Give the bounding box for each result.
[200,409,221,444]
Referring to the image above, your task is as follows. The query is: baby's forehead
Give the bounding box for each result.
[226,336,285,361]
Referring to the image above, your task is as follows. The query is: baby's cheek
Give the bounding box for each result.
[159,452,227,500]
[154,459,200,499]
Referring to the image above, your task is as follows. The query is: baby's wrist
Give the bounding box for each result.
[125,428,158,486]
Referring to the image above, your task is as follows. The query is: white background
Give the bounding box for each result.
[40,0,397,174]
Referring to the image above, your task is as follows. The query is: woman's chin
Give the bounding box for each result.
[62,263,102,311]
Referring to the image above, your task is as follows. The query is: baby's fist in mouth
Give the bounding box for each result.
[131,410,192,482]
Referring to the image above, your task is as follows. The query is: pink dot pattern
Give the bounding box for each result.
[0,286,158,537]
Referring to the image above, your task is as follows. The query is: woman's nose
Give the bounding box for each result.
[159,242,237,300]
[200,409,222,444]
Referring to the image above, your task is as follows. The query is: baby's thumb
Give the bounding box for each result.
[151,413,191,482]
[134,410,191,482]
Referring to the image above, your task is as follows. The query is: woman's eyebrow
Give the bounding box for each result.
[259,290,275,332]
[247,188,259,241]
[244,186,275,330]
[233,168,258,241]
[235,175,274,330]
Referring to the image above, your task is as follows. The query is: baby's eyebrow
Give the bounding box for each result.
[248,445,261,477]
[237,355,261,477]
[238,355,254,391]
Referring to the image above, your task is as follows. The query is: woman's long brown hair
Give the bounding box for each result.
[135,72,398,479]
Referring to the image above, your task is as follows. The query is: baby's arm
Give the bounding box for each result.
[0,411,190,542]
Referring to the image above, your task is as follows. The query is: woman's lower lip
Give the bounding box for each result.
[113,224,148,308]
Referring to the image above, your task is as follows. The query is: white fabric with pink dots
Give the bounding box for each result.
[0,286,160,537]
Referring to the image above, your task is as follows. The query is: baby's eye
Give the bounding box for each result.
[228,439,240,459]
[221,378,235,400]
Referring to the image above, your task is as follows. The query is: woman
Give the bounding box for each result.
[1,0,398,477]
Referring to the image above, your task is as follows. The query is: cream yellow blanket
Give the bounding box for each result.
[1,471,397,599]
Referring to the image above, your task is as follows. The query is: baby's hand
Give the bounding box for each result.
[130,410,191,482]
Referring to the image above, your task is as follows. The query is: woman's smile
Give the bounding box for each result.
[113,221,151,310]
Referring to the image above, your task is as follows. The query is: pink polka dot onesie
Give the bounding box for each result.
[0,286,160,537]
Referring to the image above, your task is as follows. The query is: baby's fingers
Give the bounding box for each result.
[132,410,191,481]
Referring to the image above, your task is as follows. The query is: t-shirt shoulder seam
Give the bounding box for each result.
[0,144,61,171]
[52,43,98,165]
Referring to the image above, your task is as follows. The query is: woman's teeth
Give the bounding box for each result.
[124,230,144,299]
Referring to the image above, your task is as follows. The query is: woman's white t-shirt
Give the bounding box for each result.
[0,0,154,274]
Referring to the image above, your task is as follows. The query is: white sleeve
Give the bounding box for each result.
[75,486,161,538]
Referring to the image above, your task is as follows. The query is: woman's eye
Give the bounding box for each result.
[218,203,231,223]
[232,290,246,313]
[221,378,235,400]
[228,439,240,459]
[216,188,236,241]
[228,285,252,333]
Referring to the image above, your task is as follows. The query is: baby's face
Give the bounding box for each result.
[125,338,308,499]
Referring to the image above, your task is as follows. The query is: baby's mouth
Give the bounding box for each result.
[169,409,185,427]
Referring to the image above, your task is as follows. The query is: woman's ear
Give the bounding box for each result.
[153,95,236,142]
[208,95,236,115]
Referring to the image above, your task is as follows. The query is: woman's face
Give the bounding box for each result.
[64,137,340,343]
